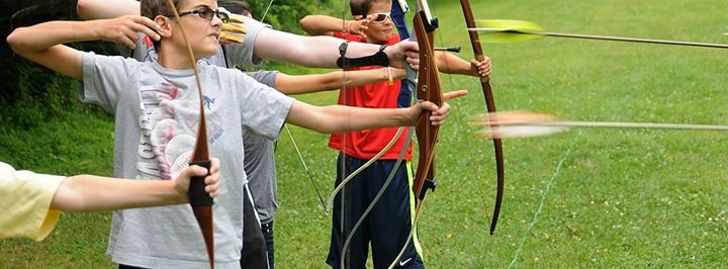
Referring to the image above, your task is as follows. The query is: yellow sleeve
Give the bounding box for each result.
[0,162,65,241]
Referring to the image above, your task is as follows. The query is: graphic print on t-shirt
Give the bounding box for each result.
[136,82,223,180]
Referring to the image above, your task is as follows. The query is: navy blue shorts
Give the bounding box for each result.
[327,153,424,269]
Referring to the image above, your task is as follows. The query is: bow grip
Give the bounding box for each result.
[188,160,214,207]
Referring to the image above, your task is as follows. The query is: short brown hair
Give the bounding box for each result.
[349,0,390,17]
[140,0,185,20]
[140,0,186,49]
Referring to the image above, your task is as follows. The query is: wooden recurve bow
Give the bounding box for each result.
[165,0,215,267]
[459,0,506,235]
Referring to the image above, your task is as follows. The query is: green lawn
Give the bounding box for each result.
[2,0,728,268]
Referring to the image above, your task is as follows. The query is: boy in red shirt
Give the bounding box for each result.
[301,1,491,268]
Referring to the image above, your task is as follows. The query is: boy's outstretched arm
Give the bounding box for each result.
[299,15,369,37]
[435,52,492,77]
[253,28,418,69]
[73,0,419,69]
[299,15,344,36]
[275,68,406,95]
[52,159,220,212]
[7,16,160,80]
[285,90,468,133]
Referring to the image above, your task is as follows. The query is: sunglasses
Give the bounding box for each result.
[175,6,230,23]
[354,12,391,23]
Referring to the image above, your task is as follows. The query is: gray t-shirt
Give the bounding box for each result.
[127,20,279,214]
[244,70,279,224]
[80,52,293,269]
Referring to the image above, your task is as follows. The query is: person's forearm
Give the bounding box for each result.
[254,29,384,68]
[77,0,140,20]
[286,101,413,133]
[52,175,184,212]
[319,105,410,133]
[278,68,403,94]
[436,51,472,76]
[299,15,346,36]
[8,20,102,54]
[344,68,407,88]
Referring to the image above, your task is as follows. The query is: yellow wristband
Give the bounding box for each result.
[386,67,393,86]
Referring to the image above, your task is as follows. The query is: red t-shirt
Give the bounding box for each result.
[328,32,413,160]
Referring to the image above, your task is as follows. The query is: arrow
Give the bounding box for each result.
[469,19,728,49]
[434,46,461,52]
[475,111,728,139]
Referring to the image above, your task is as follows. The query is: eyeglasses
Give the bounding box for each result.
[175,6,229,23]
[354,12,391,23]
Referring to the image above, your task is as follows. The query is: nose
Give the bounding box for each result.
[210,14,223,27]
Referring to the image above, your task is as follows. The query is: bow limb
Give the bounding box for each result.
[459,0,506,235]
[387,2,442,267]
[412,0,442,205]
[164,0,215,267]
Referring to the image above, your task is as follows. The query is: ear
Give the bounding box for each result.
[154,15,173,39]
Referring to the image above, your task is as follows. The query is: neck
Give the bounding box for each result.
[157,43,197,70]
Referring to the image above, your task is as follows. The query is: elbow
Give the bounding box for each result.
[298,16,315,35]
[53,176,88,212]
[76,0,92,19]
[299,16,310,28]
[6,28,26,55]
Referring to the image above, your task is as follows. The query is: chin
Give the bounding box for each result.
[196,45,219,58]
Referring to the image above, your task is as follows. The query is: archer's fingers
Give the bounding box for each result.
[429,102,452,125]
[185,164,209,178]
[406,53,419,70]
[130,16,161,41]
[205,174,220,198]
[417,101,439,112]
[119,31,137,49]
[471,59,491,77]
[209,158,220,174]
[442,89,469,102]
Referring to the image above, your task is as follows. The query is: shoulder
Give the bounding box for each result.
[386,34,400,45]
[334,32,366,42]
[82,51,146,78]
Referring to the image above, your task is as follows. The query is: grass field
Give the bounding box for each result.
[2,0,728,268]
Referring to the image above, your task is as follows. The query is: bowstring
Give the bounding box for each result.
[337,1,352,267]
[257,0,328,212]
[259,0,274,22]
[507,132,581,268]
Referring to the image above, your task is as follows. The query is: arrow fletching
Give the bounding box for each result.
[472,19,545,43]
[475,111,567,138]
